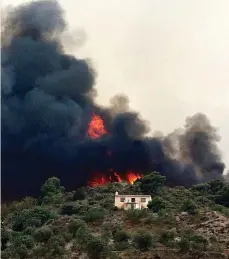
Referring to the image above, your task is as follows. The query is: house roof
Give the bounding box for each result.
[115,195,151,197]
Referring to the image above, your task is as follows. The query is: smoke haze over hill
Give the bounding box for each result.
[1,0,228,201]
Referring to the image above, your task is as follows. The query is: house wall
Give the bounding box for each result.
[114,195,152,210]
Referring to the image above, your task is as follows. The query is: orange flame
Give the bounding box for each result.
[88,114,108,139]
[87,114,143,187]
[126,172,143,184]
[88,171,142,187]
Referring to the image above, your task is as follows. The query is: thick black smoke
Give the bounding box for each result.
[1,0,225,201]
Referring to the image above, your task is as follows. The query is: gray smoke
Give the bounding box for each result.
[1,0,225,201]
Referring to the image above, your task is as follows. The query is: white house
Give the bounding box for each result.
[114,191,152,210]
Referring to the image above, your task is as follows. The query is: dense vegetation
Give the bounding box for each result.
[1,172,229,259]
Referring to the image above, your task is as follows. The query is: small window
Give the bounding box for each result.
[131,198,135,202]
[120,197,125,202]
[141,198,146,203]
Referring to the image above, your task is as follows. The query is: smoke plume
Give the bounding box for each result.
[1,0,225,201]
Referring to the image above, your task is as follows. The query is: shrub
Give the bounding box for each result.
[86,238,106,259]
[192,183,211,194]
[12,234,35,249]
[68,219,86,236]
[33,226,53,242]
[136,172,166,195]
[23,226,36,235]
[1,228,10,251]
[178,238,190,252]
[75,225,93,247]
[211,204,229,217]
[133,230,154,251]
[59,202,81,215]
[113,229,130,243]
[3,197,36,218]
[125,209,148,223]
[181,199,198,215]
[15,244,29,259]
[159,229,176,246]
[12,207,56,231]
[73,188,87,200]
[84,207,105,223]
[189,234,208,250]
[114,241,129,251]
[47,235,66,257]
[215,185,229,207]
[208,180,225,194]
[147,197,165,213]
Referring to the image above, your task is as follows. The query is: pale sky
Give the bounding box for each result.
[2,0,229,170]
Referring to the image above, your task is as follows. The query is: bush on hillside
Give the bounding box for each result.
[192,183,211,194]
[15,244,29,259]
[211,204,229,217]
[178,238,190,252]
[75,225,93,248]
[33,226,53,242]
[189,234,208,251]
[147,197,166,212]
[12,207,56,231]
[113,229,130,243]
[46,235,66,257]
[208,180,225,194]
[181,199,198,215]
[86,238,106,259]
[125,209,148,223]
[159,229,176,246]
[84,207,105,223]
[73,188,87,201]
[133,230,154,251]
[215,185,229,207]
[11,234,35,249]
[68,219,87,236]
[59,202,82,215]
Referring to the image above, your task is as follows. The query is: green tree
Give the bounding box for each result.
[147,197,165,213]
[136,172,165,195]
[40,177,65,204]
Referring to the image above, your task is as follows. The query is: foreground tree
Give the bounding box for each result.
[135,172,166,195]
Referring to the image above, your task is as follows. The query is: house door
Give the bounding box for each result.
[131,203,135,210]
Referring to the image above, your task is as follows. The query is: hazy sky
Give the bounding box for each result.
[2,0,229,170]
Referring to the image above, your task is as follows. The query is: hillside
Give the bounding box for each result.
[1,172,229,259]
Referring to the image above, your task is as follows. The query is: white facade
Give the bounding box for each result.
[114,192,151,210]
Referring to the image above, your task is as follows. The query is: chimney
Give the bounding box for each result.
[115,191,118,196]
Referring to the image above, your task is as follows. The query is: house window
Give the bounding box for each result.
[120,197,125,202]
[141,198,146,202]
[131,198,135,202]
